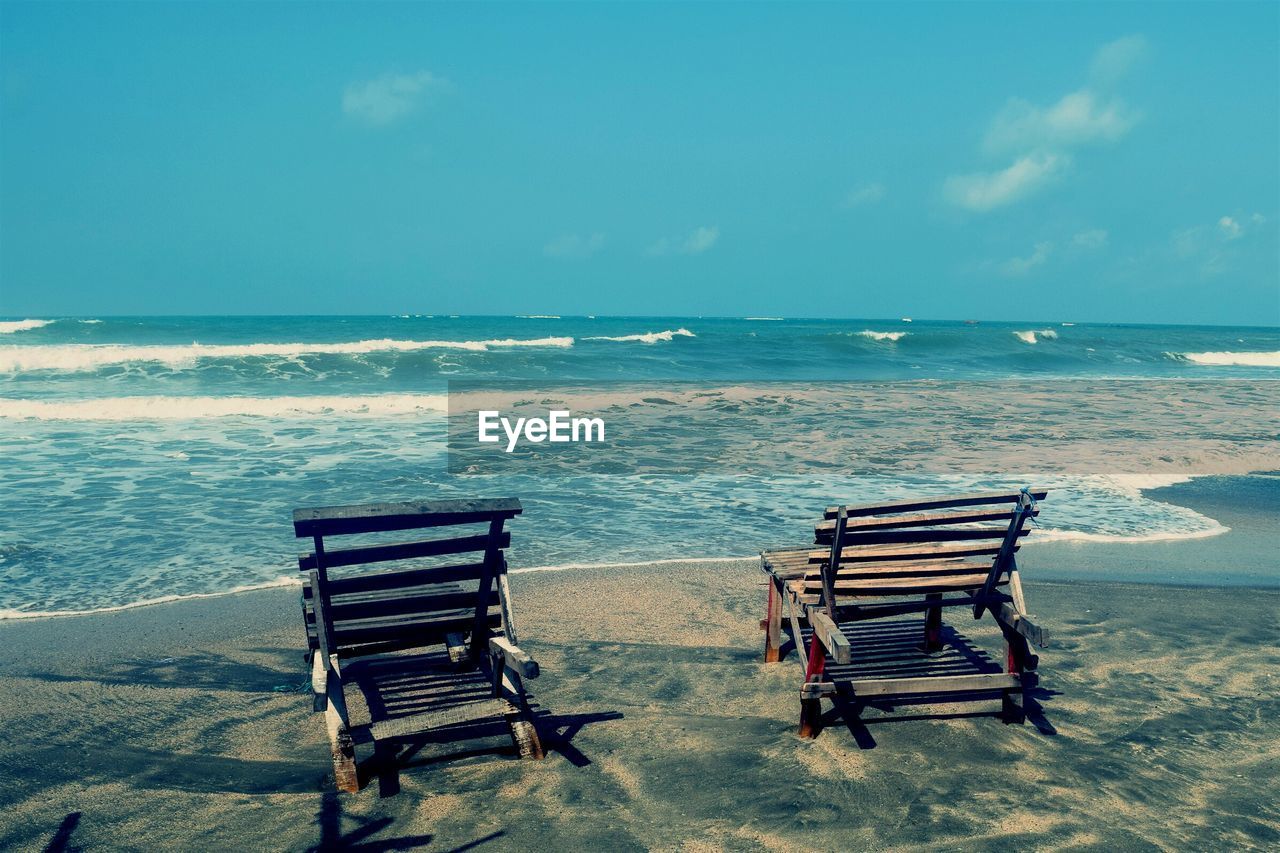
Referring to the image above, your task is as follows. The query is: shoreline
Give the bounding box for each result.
[2,472,1274,622]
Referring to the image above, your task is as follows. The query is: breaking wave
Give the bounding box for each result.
[857,330,908,342]
[1014,329,1059,344]
[0,319,54,334]
[1174,351,1280,368]
[0,337,575,372]
[0,394,449,420]
[585,328,695,344]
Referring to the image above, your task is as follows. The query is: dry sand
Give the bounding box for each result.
[0,559,1276,851]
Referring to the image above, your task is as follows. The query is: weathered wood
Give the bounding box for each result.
[816,507,1039,535]
[785,588,809,673]
[508,713,545,760]
[825,488,1048,519]
[808,609,852,665]
[923,593,943,652]
[808,540,1022,564]
[298,532,509,571]
[310,646,328,713]
[975,493,1033,619]
[763,575,783,663]
[802,572,1004,596]
[306,606,504,649]
[998,602,1047,647]
[366,698,517,741]
[303,562,489,599]
[489,636,540,679]
[801,672,1020,699]
[305,587,484,623]
[470,518,504,657]
[294,497,522,537]
[820,507,844,616]
[802,558,995,583]
[822,526,1029,548]
[1008,568,1028,615]
[324,656,358,793]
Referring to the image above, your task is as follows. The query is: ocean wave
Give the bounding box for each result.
[744,317,784,321]
[1014,329,1059,344]
[1174,351,1280,368]
[0,394,449,420]
[584,328,695,344]
[0,574,301,620]
[857,330,908,342]
[0,319,54,334]
[0,337,574,372]
[1030,524,1229,544]
[518,314,562,319]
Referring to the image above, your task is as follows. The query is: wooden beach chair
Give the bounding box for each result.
[760,488,1049,737]
[294,498,543,792]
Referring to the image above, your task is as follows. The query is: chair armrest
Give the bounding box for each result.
[489,636,540,678]
[808,610,852,664]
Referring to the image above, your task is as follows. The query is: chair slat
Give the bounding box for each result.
[303,562,489,598]
[824,488,1048,520]
[298,532,509,571]
[294,498,522,537]
[807,540,1022,564]
[815,507,1038,537]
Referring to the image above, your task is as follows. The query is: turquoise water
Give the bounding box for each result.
[1,315,1277,614]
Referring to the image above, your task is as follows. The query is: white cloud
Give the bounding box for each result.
[342,71,448,126]
[1090,35,1149,85]
[999,242,1053,276]
[649,225,720,256]
[1171,213,1265,276]
[944,36,1144,212]
[984,90,1139,155]
[943,153,1066,212]
[543,233,606,259]
[1073,228,1109,249]
[842,183,885,208]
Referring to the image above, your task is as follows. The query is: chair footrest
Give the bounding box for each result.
[364,697,517,742]
[801,672,1020,700]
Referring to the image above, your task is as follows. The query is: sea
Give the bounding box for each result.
[2,315,1277,616]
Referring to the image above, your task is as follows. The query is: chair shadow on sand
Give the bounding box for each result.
[355,702,625,798]
[780,620,1060,749]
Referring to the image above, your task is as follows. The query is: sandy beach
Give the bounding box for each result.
[0,477,1276,851]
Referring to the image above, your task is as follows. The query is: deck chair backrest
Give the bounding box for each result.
[809,488,1047,610]
[294,498,522,659]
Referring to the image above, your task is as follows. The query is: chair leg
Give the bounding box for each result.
[763,579,783,663]
[508,711,545,760]
[922,593,943,652]
[329,725,359,792]
[798,698,822,738]
[1002,635,1027,724]
[799,633,826,738]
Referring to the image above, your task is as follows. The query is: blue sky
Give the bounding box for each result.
[1,2,1276,324]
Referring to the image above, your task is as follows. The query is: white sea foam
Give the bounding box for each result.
[0,319,54,334]
[1175,351,1280,368]
[585,328,695,344]
[518,314,561,319]
[0,574,301,620]
[80,319,103,324]
[744,317,784,321]
[858,330,908,342]
[0,394,449,420]
[1014,329,1059,344]
[1031,524,1229,544]
[0,337,574,372]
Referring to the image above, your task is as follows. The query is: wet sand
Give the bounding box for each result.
[0,483,1277,850]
